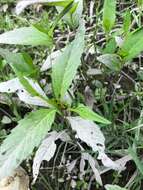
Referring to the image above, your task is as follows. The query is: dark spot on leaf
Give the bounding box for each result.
[2,151,6,155]
[97,143,103,147]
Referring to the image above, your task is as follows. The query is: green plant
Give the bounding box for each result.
[105,184,127,190]
[0,0,143,189]
[0,0,112,185]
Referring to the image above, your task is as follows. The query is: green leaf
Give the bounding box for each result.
[119,28,143,61]
[70,104,111,124]
[56,0,83,28]
[128,147,143,175]
[19,77,56,108]
[123,10,131,35]
[16,0,74,15]
[137,0,143,7]
[0,48,38,77]
[0,108,56,180]
[0,59,6,70]
[97,54,122,71]
[19,77,41,97]
[103,0,116,33]
[51,0,75,31]
[19,76,48,102]
[0,26,53,46]
[52,20,85,99]
[103,38,117,54]
[47,0,73,7]
[105,184,127,190]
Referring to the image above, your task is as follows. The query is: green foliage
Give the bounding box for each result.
[46,0,73,7]
[128,147,143,175]
[52,20,85,99]
[57,0,83,28]
[103,0,116,33]
[137,0,143,7]
[70,104,111,124]
[0,1,143,189]
[105,185,127,190]
[19,77,43,97]
[18,77,54,107]
[123,10,131,35]
[0,26,53,46]
[103,38,117,54]
[97,54,122,71]
[119,28,143,60]
[0,48,38,77]
[51,0,75,30]
[0,109,56,180]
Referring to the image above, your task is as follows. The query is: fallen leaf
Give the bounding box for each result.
[84,86,95,109]
[98,152,122,171]
[33,132,57,183]
[68,116,126,173]
[67,117,105,152]
[33,131,70,183]
[82,153,102,186]
[0,167,29,190]
[0,78,49,107]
